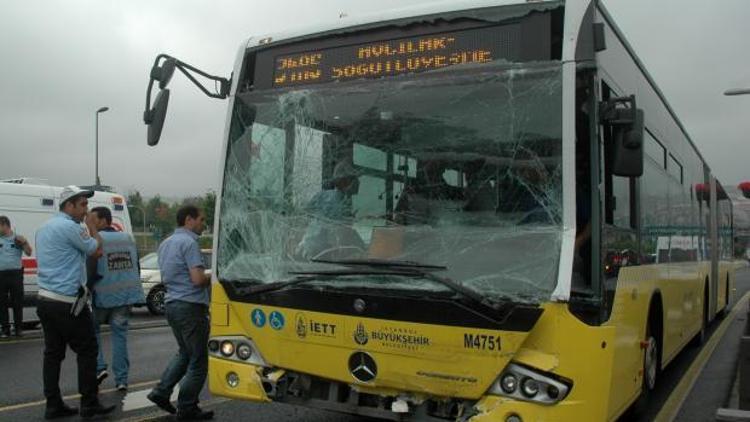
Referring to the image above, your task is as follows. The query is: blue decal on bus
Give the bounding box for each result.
[269,311,285,330]
[251,309,266,328]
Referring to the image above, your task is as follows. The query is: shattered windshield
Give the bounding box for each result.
[218,61,563,303]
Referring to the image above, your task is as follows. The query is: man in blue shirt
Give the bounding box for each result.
[0,215,32,338]
[35,186,115,419]
[148,205,213,421]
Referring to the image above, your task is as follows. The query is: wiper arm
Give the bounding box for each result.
[248,268,435,296]
[309,258,500,310]
[311,258,447,271]
[292,267,508,317]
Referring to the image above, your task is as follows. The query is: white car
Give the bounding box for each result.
[140,250,212,315]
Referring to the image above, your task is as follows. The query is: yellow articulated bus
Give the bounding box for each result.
[143,0,735,420]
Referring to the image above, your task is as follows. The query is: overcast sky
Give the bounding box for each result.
[1,0,749,197]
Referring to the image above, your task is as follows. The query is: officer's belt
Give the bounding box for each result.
[38,289,76,304]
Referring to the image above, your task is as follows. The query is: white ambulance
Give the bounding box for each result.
[0,179,133,327]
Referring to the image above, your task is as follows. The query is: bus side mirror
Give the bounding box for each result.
[612,109,644,177]
[600,95,644,177]
[145,89,170,146]
[151,58,177,90]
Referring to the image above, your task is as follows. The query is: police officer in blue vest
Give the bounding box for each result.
[87,207,145,392]
[35,186,116,419]
[0,215,32,338]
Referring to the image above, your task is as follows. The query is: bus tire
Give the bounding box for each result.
[691,281,709,346]
[146,285,166,316]
[632,306,661,417]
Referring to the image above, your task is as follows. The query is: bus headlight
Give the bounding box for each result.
[500,373,518,393]
[236,343,252,360]
[488,363,571,405]
[521,377,540,398]
[220,341,235,357]
[208,336,267,367]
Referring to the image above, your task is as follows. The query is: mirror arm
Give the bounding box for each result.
[599,95,636,126]
[174,65,229,99]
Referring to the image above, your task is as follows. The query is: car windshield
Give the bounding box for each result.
[218,61,563,303]
[140,253,159,270]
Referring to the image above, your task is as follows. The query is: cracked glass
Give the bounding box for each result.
[218,61,563,304]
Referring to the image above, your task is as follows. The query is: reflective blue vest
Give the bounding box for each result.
[93,231,145,308]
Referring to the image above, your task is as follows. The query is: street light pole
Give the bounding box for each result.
[127,204,147,233]
[724,88,750,96]
[95,106,110,187]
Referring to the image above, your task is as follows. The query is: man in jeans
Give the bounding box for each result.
[87,207,145,391]
[147,205,212,421]
[0,215,32,338]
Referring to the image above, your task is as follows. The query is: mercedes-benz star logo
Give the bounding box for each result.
[348,352,377,383]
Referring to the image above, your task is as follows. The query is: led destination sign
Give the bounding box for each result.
[271,24,520,88]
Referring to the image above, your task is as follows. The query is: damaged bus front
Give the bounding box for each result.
[144,0,619,420]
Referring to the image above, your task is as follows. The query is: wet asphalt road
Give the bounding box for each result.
[1,269,748,421]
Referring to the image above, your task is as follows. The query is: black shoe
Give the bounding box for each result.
[44,403,78,419]
[176,407,214,421]
[146,392,176,414]
[80,403,116,419]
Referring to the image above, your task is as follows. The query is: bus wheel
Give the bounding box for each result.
[632,324,659,416]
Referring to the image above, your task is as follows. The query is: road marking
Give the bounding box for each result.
[0,379,158,413]
[0,324,170,345]
[122,384,178,412]
[123,397,231,422]
[654,291,750,422]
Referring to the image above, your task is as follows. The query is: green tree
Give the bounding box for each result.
[202,190,217,230]
[126,190,145,232]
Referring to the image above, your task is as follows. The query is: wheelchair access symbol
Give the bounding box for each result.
[251,309,266,328]
[269,311,285,330]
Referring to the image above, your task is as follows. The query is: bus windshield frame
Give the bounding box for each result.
[217,60,564,305]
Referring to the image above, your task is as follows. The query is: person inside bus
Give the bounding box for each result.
[507,156,555,225]
[296,161,365,260]
[394,159,464,225]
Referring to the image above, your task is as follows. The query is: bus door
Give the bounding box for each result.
[598,80,639,322]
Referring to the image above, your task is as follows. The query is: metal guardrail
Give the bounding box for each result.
[717,301,750,421]
[741,303,750,410]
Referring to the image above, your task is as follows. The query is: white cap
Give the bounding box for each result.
[59,185,94,206]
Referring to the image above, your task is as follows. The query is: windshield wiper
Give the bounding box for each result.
[225,261,517,320]
[309,258,497,308]
[241,268,425,296]
[291,266,510,319]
